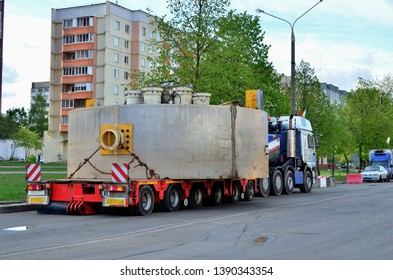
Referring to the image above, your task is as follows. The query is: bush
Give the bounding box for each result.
[27,154,36,162]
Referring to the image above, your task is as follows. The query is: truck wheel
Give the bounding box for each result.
[270,169,283,196]
[244,181,255,201]
[210,185,223,206]
[133,185,154,216]
[189,186,203,209]
[161,184,181,212]
[258,178,270,197]
[300,170,313,193]
[284,169,294,195]
[230,182,241,203]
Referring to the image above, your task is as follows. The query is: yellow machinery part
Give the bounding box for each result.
[100,124,133,155]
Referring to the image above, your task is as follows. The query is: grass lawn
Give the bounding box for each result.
[0,161,67,202]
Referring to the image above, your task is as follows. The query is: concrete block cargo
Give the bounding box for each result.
[25,88,317,216]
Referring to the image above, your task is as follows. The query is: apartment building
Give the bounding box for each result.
[44,1,156,162]
[31,81,50,112]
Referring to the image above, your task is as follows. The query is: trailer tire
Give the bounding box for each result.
[161,184,181,212]
[210,185,223,206]
[230,181,241,203]
[270,169,283,196]
[244,181,255,201]
[284,169,294,195]
[300,170,313,193]
[258,178,270,197]
[189,186,203,209]
[133,185,154,216]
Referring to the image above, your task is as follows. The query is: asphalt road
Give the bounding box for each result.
[1,182,393,260]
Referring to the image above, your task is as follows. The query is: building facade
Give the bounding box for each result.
[44,1,156,162]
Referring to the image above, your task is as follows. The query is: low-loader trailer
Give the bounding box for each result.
[25,89,316,216]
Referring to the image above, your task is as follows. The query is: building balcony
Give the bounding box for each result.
[62,42,94,52]
[59,124,68,133]
[62,58,93,68]
[61,75,93,84]
[61,91,93,100]
[62,26,94,36]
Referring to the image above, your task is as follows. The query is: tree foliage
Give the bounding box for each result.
[139,0,282,109]
[28,93,48,138]
[344,79,393,169]
[10,127,43,159]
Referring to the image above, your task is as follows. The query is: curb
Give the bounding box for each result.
[0,202,38,214]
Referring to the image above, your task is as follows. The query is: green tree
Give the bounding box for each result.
[344,80,391,170]
[144,0,282,109]
[10,127,42,160]
[0,108,28,139]
[28,92,48,138]
[295,60,339,168]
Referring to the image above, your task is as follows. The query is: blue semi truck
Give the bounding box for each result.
[369,149,393,179]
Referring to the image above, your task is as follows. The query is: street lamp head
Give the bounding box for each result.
[255,8,264,14]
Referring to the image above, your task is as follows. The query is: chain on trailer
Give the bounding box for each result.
[67,145,160,180]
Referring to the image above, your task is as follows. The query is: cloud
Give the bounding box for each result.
[2,66,19,84]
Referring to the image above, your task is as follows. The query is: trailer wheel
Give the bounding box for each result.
[284,169,294,195]
[244,181,255,201]
[300,170,313,193]
[210,185,223,206]
[189,186,203,209]
[161,184,181,212]
[270,169,283,196]
[133,185,154,216]
[230,181,241,203]
[258,178,270,197]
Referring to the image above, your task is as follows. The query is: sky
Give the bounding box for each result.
[2,0,393,112]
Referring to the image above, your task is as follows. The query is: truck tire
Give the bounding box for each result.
[189,186,203,209]
[161,184,181,212]
[284,169,294,195]
[270,169,283,196]
[133,185,154,216]
[258,178,270,197]
[244,181,255,201]
[210,185,223,206]
[300,170,313,193]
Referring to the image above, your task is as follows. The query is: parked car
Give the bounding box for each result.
[361,165,389,182]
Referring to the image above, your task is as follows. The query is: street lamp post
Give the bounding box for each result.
[256,0,323,116]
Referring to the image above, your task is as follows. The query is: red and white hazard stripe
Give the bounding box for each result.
[26,164,41,182]
[111,163,129,183]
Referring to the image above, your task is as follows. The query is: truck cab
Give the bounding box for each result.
[267,115,317,196]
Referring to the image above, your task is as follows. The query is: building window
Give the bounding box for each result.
[124,71,129,80]
[114,69,119,79]
[63,66,92,76]
[77,17,92,27]
[140,42,146,52]
[141,58,145,67]
[125,24,130,34]
[63,34,94,44]
[63,19,73,28]
[124,55,129,64]
[149,45,153,54]
[75,50,93,59]
[149,30,154,39]
[124,40,129,48]
[114,85,119,95]
[61,116,69,125]
[114,53,120,63]
[114,37,119,47]
[115,21,120,31]
[62,99,74,108]
[142,27,146,36]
